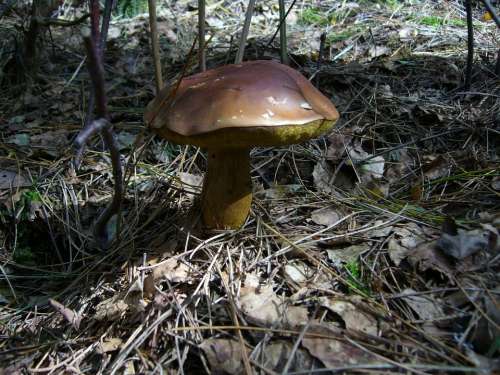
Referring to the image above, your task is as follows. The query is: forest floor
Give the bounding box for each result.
[0,0,499,373]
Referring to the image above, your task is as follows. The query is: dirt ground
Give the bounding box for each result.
[0,0,499,373]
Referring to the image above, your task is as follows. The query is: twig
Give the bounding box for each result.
[278,0,289,65]
[89,0,100,46]
[82,32,123,248]
[235,0,256,64]
[100,0,116,55]
[148,0,163,93]
[266,0,298,47]
[198,0,206,71]
[496,49,500,75]
[34,13,90,27]
[464,0,474,90]
[315,32,326,87]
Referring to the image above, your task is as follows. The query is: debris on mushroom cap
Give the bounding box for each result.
[145,60,339,138]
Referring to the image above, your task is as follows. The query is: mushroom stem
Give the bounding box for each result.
[202,148,252,229]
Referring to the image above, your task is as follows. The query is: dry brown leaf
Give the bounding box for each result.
[408,241,454,278]
[319,296,378,336]
[302,323,378,368]
[94,297,128,321]
[422,155,450,180]
[97,337,123,354]
[388,223,428,266]
[49,298,82,330]
[144,258,192,296]
[199,338,245,375]
[239,283,308,328]
[254,340,317,372]
[400,288,444,321]
[310,207,342,226]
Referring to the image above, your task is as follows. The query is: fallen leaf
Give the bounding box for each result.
[327,244,367,266]
[30,131,69,157]
[408,241,454,278]
[369,45,391,58]
[49,298,82,329]
[313,161,335,194]
[176,172,203,196]
[422,155,450,180]
[319,296,378,336]
[97,337,123,354]
[326,132,351,162]
[348,147,385,182]
[310,207,342,226]
[400,288,444,321]
[144,258,193,296]
[388,223,428,266]
[436,229,490,259]
[94,297,128,321]
[0,170,31,189]
[254,340,317,372]
[116,131,137,151]
[302,323,378,368]
[399,27,417,40]
[261,184,302,199]
[7,133,30,147]
[239,283,308,328]
[200,338,245,374]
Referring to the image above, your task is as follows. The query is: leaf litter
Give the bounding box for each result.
[0,0,499,373]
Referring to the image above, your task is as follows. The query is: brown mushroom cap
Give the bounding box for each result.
[145,60,339,148]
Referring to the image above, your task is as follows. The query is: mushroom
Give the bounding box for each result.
[145,60,339,229]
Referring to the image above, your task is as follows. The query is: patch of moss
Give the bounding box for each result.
[115,0,148,18]
[299,7,330,26]
[417,15,466,27]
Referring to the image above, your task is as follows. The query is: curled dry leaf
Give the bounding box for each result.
[436,229,490,259]
[407,241,454,278]
[319,296,378,336]
[284,262,332,290]
[400,288,444,321]
[302,323,378,368]
[388,223,429,266]
[422,155,450,180]
[94,297,128,321]
[49,298,82,330]
[97,337,123,354]
[310,207,342,227]
[199,338,245,375]
[239,283,308,328]
[143,258,192,297]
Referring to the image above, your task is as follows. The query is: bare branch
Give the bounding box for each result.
[278,0,289,65]
[198,0,206,71]
[235,0,256,64]
[148,0,163,93]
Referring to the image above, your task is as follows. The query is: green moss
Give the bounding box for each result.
[327,28,359,43]
[299,7,330,26]
[115,0,148,18]
[345,260,371,296]
[416,15,466,27]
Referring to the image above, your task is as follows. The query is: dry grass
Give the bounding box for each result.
[0,0,499,373]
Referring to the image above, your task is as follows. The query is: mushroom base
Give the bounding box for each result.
[202,148,252,229]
